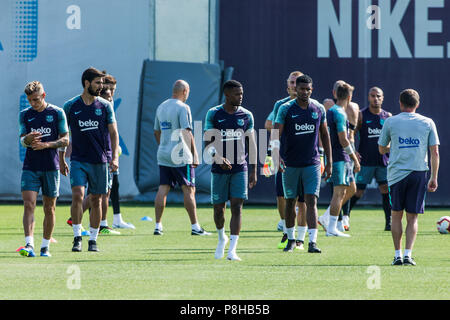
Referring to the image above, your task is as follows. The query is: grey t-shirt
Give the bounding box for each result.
[378,112,439,186]
[154,98,193,167]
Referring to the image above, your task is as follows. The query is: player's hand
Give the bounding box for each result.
[218,157,232,171]
[24,131,41,146]
[278,158,286,173]
[353,161,361,173]
[110,157,119,172]
[59,159,69,176]
[356,152,361,162]
[31,140,49,150]
[324,162,332,181]
[249,170,257,189]
[428,178,438,192]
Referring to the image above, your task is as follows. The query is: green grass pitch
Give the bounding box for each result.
[0,203,449,300]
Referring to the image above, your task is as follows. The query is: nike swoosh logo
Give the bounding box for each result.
[218,119,226,123]
[28,118,35,122]
[292,115,299,118]
[74,111,82,115]
[366,120,372,123]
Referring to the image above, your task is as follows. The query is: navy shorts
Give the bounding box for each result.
[389,171,427,214]
[275,171,304,202]
[159,165,195,188]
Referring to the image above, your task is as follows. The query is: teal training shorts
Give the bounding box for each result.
[211,171,248,204]
[21,170,60,198]
[282,165,321,199]
[70,160,109,195]
[329,161,354,186]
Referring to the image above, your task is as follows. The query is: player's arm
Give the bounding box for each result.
[338,130,360,173]
[108,122,119,172]
[154,130,161,145]
[181,128,199,167]
[246,113,257,188]
[179,107,199,167]
[31,132,69,150]
[428,145,439,192]
[319,121,332,180]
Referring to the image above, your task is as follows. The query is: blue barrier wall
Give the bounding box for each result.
[219,0,449,205]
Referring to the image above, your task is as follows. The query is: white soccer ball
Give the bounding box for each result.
[436,216,450,234]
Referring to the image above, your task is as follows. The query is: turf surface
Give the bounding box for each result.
[0,203,449,300]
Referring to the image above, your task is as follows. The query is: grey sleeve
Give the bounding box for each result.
[428,119,440,146]
[378,118,391,146]
[154,109,160,131]
[179,106,193,130]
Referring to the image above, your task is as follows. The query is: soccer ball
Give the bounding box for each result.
[436,216,450,234]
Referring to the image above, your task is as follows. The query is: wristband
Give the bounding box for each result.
[344,144,354,155]
[58,147,67,152]
[20,136,30,148]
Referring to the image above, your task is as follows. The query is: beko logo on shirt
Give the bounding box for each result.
[79,119,99,131]
[295,123,315,135]
[31,127,51,137]
[221,129,243,140]
[368,127,382,137]
[398,137,420,148]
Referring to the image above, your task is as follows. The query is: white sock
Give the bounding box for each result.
[308,229,318,243]
[404,249,412,258]
[228,235,239,253]
[100,219,108,227]
[73,224,82,237]
[324,206,330,218]
[395,250,402,258]
[217,228,226,241]
[281,219,286,233]
[155,222,162,230]
[296,226,307,242]
[192,223,201,231]
[41,238,50,249]
[328,215,338,233]
[89,227,99,241]
[113,213,122,224]
[25,236,34,247]
[286,227,295,240]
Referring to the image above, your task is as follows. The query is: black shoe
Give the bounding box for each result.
[283,239,296,252]
[191,228,212,236]
[403,256,416,266]
[392,256,403,265]
[72,236,82,252]
[154,229,163,235]
[384,224,391,231]
[308,242,322,253]
[88,240,99,252]
[280,233,288,243]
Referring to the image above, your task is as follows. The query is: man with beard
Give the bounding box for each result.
[60,67,119,252]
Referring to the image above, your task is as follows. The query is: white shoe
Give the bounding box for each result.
[318,215,328,232]
[112,221,136,229]
[215,235,229,259]
[342,216,350,231]
[326,229,351,237]
[337,220,345,232]
[226,251,241,261]
[277,220,284,232]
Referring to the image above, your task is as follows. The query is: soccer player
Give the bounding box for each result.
[319,81,359,232]
[204,80,257,261]
[378,89,439,266]
[271,75,332,253]
[264,71,308,249]
[349,87,392,231]
[60,67,119,252]
[153,80,210,236]
[19,81,69,257]
[325,82,360,237]
[78,73,134,234]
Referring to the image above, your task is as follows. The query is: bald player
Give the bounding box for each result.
[153,80,211,236]
[349,87,392,231]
